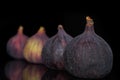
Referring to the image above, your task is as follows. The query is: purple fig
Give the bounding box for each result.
[7,26,28,59]
[42,25,73,70]
[63,16,113,79]
[23,26,49,63]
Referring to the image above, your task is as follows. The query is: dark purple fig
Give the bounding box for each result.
[63,16,113,79]
[4,60,26,80]
[7,26,28,59]
[42,25,73,70]
[23,26,49,63]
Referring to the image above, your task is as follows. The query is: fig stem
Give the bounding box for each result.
[18,26,23,34]
[86,16,94,27]
[58,24,63,30]
[84,16,95,33]
[38,26,45,33]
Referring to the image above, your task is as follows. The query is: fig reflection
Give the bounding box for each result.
[41,69,72,80]
[41,69,115,80]
[22,63,47,80]
[4,60,26,80]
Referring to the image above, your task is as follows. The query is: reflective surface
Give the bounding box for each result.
[1,59,119,80]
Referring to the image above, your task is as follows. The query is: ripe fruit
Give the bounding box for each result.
[4,60,26,80]
[42,25,73,70]
[22,64,47,80]
[7,26,28,59]
[63,16,113,79]
[23,26,49,63]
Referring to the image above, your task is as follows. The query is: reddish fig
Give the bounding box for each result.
[22,64,47,80]
[63,16,113,79]
[42,25,73,70]
[7,26,28,59]
[4,60,26,80]
[23,26,49,63]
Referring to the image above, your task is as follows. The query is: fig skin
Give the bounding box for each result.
[42,25,73,70]
[23,26,49,64]
[7,26,28,59]
[63,16,113,79]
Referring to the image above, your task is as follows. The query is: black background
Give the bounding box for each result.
[0,10,119,79]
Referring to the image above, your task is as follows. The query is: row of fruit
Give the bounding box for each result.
[6,16,113,79]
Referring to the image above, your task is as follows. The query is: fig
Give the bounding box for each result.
[63,16,113,79]
[42,25,73,70]
[4,60,26,80]
[7,26,28,59]
[22,64,47,80]
[23,26,49,63]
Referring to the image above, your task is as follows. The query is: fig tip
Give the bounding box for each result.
[38,26,45,33]
[86,16,94,26]
[19,26,23,30]
[40,26,45,30]
[86,16,92,20]
[18,25,24,34]
[58,24,63,29]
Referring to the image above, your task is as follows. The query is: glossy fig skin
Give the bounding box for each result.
[42,25,73,70]
[7,26,28,59]
[23,27,49,64]
[63,16,113,79]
